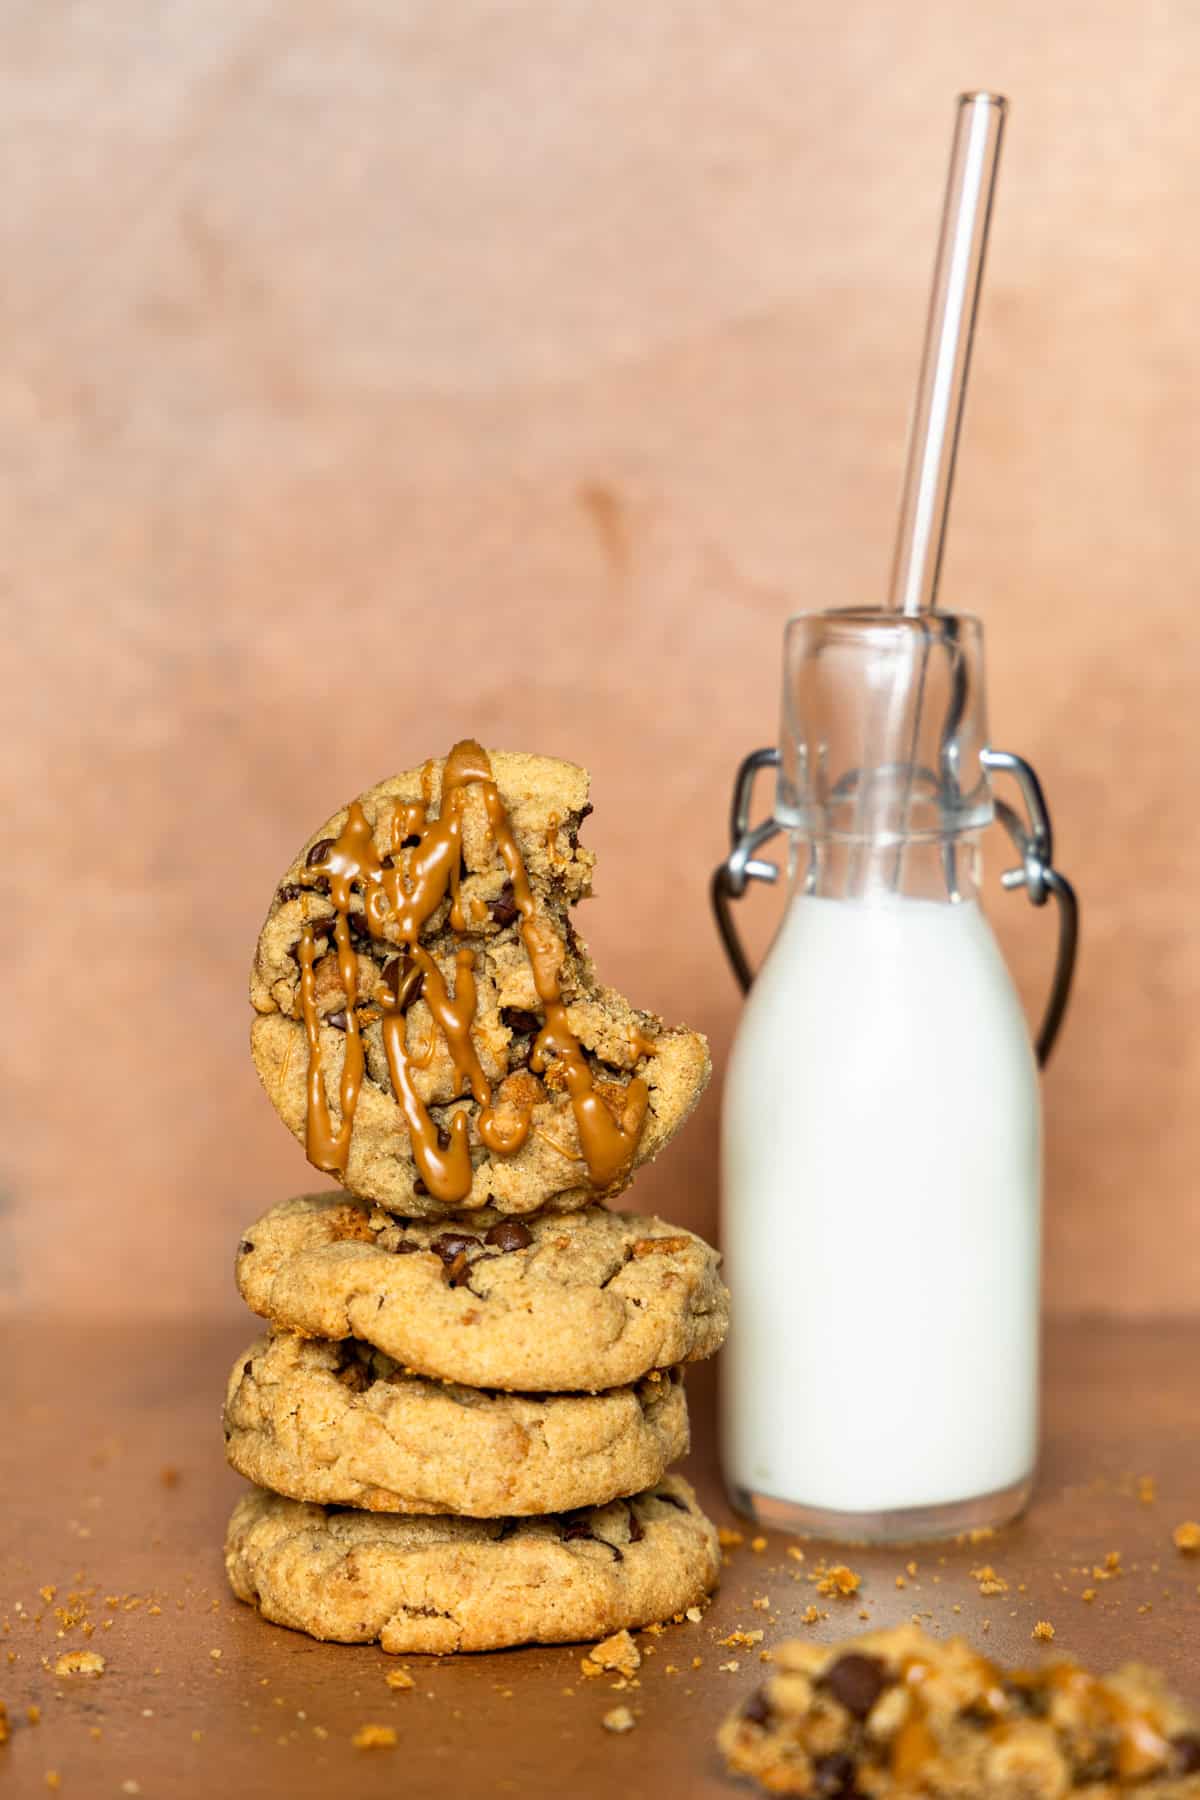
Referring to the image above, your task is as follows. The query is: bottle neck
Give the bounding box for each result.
[787,832,984,903]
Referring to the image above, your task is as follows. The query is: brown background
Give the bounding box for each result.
[5,0,1200,1322]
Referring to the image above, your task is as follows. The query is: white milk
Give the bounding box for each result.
[720,889,1041,1530]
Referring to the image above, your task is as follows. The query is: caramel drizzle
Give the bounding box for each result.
[295,739,649,1203]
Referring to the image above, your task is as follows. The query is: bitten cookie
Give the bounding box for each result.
[236,1193,729,1393]
[224,1333,689,1516]
[250,741,710,1217]
[225,1474,720,1654]
[718,1624,1200,1796]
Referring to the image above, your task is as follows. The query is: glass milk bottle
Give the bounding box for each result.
[713,607,1077,1542]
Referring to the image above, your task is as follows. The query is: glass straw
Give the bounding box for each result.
[887,92,1007,616]
[851,93,1007,890]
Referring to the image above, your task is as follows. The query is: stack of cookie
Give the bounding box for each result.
[223,741,728,1655]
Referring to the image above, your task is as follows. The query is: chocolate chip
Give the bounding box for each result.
[500,1007,540,1035]
[400,834,421,850]
[566,802,594,849]
[429,1233,481,1265]
[484,1221,533,1252]
[306,837,334,868]
[625,1501,645,1544]
[238,1240,255,1256]
[648,1489,688,1511]
[346,911,373,941]
[1001,1679,1048,1718]
[559,1516,623,1562]
[326,1010,348,1032]
[383,956,424,1012]
[489,880,519,927]
[391,1239,422,1256]
[436,1127,451,1151]
[276,883,305,903]
[741,1687,772,1726]
[413,1179,429,1197]
[1173,1735,1200,1775]
[813,1752,858,1795]
[822,1653,888,1719]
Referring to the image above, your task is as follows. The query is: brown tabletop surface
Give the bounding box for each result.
[2,1317,1198,1798]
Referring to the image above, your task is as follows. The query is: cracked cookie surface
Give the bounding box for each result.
[250,746,710,1216]
[236,1193,729,1392]
[718,1623,1200,1797]
[224,1473,719,1653]
[224,1332,689,1516]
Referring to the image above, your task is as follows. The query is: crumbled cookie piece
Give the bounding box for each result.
[1031,1619,1055,1641]
[352,1724,397,1750]
[815,1564,860,1598]
[0,1702,8,1746]
[581,1630,641,1680]
[718,1623,1200,1795]
[54,1650,105,1677]
[1174,1521,1200,1554]
[602,1706,636,1733]
[383,1668,414,1691]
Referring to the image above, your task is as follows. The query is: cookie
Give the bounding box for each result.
[718,1623,1200,1796]
[224,1474,719,1654]
[224,1333,689,1516]
[249,740,710,1217]
[236,1193,729,1392]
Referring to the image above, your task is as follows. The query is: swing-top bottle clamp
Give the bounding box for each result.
[711,745,1078,1068]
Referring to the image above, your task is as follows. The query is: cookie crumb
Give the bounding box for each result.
[581,1630,641,1680]
[1082,1588,1097,1603]
[55,1650,105,1678]
[685,1606,703,1624]
[384,1667,415,1691]
[750,1536,767,1553]
[800,1606,826,1626]
[1138,1475,1156,1505]
[0,1703,7,1745]
[972,1565,1010,1597]
[27,1705,41,1725]
[718,1631,764,1650]
[352,1724,397,1750]
[816,1564,860,1598]
[719,1660,740,1673]
[121,1784,140,1796]
[786,1547,805,1564]
[602,1706,636,1734]
[38,1587,56,1605]
[1032,1620,1055,1642]
[45,1775,61,1792]
[1173,1521,1200,1554]
[161,1467,181,1488]
[717,1527,744,1550]
[751,1595,771,1612]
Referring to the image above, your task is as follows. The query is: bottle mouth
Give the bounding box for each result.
[778,606,993,843]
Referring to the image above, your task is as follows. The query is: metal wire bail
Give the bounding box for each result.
[711,745,1078,1068]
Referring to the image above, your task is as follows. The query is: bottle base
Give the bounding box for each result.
[726,1474,1033,1546]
